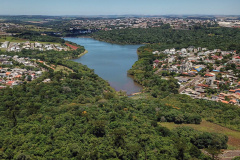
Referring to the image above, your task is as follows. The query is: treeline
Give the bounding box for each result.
[158,110,202,124]
[92,27,240,52]
[128,44,179,98]
[14,31,65,43]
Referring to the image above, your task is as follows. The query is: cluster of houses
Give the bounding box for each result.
[0,55,45,89]
[0,67,43,89]
[153,46,240,106]
[180,71,240,106]
[0,41,69,52]
[70,17,218,31]
[0,54,13,65]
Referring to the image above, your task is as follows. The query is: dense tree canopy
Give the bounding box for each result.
[92,27,240,52]
[1,26,240,159]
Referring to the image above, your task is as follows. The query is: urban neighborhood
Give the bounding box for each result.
[153,46,240,106]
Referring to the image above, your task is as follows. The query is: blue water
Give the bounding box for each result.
[64,37,143,95]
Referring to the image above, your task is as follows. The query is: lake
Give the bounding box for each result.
[64,37,143,95]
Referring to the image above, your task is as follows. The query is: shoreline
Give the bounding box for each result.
[65,50,88,60]
[65,37,144,94]
[76,49,88,58]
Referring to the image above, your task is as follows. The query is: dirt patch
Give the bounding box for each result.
[219,150,240,160]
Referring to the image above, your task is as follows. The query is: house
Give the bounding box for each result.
[238,81,240,86]
[204,73,215,77]
[169,66,179,72]
[0,41,9,48]
[195,88,205,93]
[180,61,192,72]
[211,96,219,101]
[43,79,51,83]
[229,89,236,93]
[212,55,223,60]
[192,66,203,72]
[193,49,198,53]
[229,99,238,105]
[153,59,160,64]
[205,73,216,85]
[167,57,175,63]
[6,72,11,76]
[14,75,22,80]
[232,56,240,62]
[6,81,15,86]
[198,84,209,88]
[2,61,13,65]
[221,100,229,104]
[152,51,159,55]
[181,48,187,53]
[198,52,207,57]
[235,89,240,93]
[170,48,176,52]
[175,77,190,83]
[187,46,194,52]
[0,73,6,78]
[0,86,6,89]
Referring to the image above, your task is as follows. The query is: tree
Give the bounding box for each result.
[205,146,222,160]
[111,127,127,148]
[91,120,106,137]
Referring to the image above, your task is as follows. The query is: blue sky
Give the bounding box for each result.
[0,0,239,15]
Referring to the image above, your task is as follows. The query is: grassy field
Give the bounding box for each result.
[24,25,57,32]
[130,93,151,99]
[160,120,240,149]
[54,65,74,73]
[0,36,25,43]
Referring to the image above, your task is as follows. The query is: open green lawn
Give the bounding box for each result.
[130,93,151,99]
[54,65,74,73]
[0,48,6,51]
[0,36,25,43]
[24,25,57,32]
[160,120,240,149]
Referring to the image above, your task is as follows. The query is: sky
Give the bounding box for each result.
[0,0,239,15]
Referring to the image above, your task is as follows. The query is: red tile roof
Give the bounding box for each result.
[234,56,240,59]
[205,74,214,77]
[221,100,229,104]
[6,81,14,86]
[229,99,237,103]
[198,84,209,87]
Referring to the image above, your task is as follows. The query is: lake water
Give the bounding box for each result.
[64,37,143,95]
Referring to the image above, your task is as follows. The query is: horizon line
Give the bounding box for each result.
[0,14,240,17]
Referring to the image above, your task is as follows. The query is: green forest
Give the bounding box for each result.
[1,26,240,159]
[92,27,240,52]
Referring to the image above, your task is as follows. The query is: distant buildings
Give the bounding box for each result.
[0,41,69,52]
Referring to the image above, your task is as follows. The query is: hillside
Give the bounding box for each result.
[1,27,240,159]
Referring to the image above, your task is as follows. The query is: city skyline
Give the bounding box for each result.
[0,0,240,16]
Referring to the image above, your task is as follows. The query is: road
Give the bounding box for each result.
[178,75,201,93]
